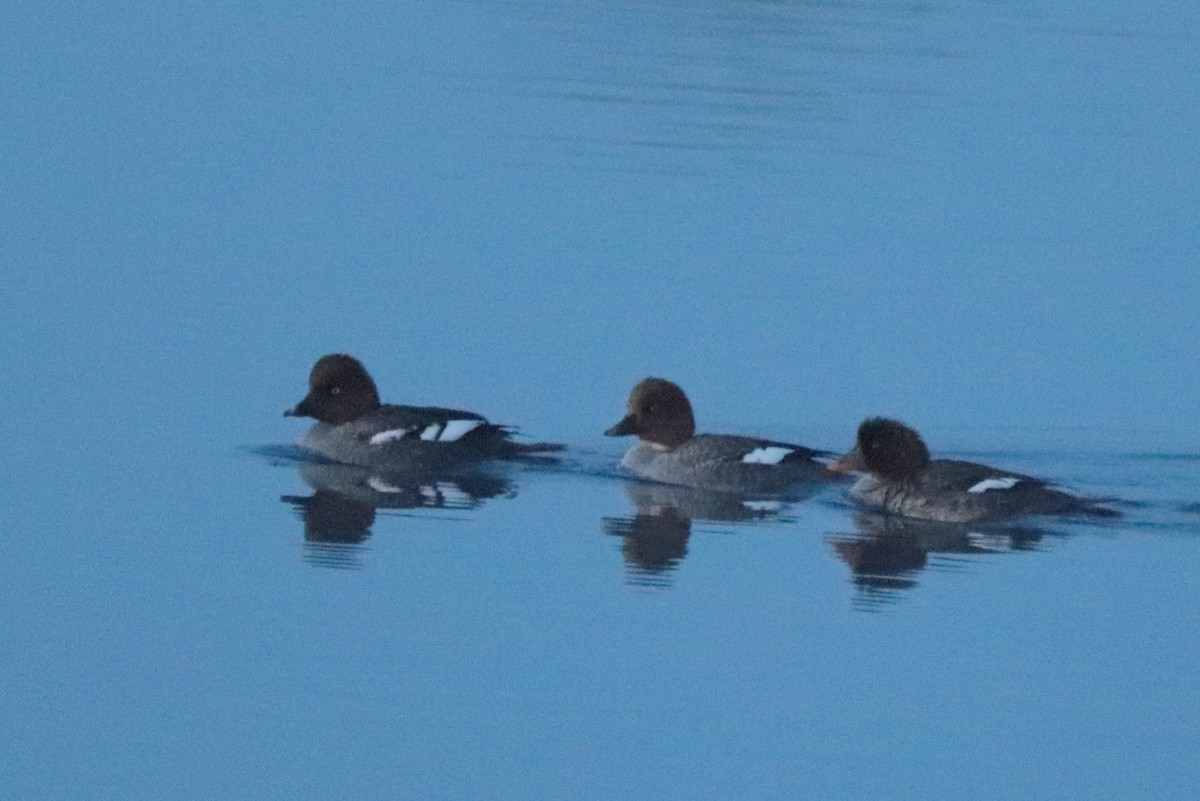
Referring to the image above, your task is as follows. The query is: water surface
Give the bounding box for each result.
[2,2,1198,799]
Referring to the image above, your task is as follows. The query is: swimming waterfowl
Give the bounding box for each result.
[829,417,1109,523]
[604,377,834,493]
[285,354,563,469]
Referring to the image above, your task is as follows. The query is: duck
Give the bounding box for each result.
[604,377,834,493]
[284,354,563,469]
[829,417,1110,523]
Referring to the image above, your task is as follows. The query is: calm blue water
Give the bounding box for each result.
[2,2,1198,799]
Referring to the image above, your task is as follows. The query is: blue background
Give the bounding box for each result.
[2,2,1198,799]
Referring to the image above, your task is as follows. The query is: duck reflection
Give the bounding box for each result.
[282,461,514,569]
[827,513,1051,610]
[603,481,797,588]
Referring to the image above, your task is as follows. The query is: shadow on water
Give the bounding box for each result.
[826,512,1067,611]
[275,457,516,570]
[602,480,810,588]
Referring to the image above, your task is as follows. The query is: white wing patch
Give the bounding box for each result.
[742,446,794,465]
[438,420,482,442]
[369,428,411,445]
[968,477,1022,493]
[375,420,483,445]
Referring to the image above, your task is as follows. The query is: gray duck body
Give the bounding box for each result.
[605,378,835,494]
[833,418,1104,523]
[286,354,562,469]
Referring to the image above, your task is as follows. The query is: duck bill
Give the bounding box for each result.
[828,446,866,474]
[284,394,315,418]
[604,415,638,437]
